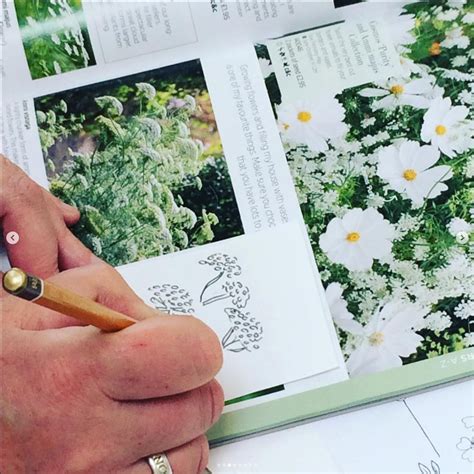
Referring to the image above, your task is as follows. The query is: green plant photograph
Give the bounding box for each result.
[14,0,96,79]
[257,0,473,377]
[35,59,243,266]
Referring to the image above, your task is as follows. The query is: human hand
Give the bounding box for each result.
[0,155,96,278]
[0,263,224,473]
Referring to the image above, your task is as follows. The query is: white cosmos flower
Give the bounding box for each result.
[319,207,395,271]
[421,97,471,157]
[359,78,432,110]
[377,141,452,205]
[441,26,470,49]
[388,13,416,47]
[397,49,430,78]
[325,283,363,334]
[276,97,347,153]
[346,301,426,377]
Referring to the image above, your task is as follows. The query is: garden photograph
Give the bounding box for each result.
[14,0,96,79]
[257,0,473,377]
[35,59,243,267]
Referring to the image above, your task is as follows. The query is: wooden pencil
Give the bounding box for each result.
[2,267,136,332]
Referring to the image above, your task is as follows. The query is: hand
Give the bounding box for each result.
[1,263,224,473]
[0,155,96,278]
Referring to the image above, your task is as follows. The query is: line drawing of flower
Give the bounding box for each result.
[345,301,427,376]
[421,97,471,157]
[462,416,474,431]
[199,254,246,306]
[276,97,347,153]
[359,77,432,110]
[377,141,453,205]
[319,208,395,271]
[148,284,195,315]
[456,436,474,462]
[222,308,263,353]
[418,460,440,474]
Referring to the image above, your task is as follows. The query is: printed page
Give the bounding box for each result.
[209,421,342,473]
[1,1,356,406]
[119,224,339,401]
[253,0,473,400]
[1,0,348,101]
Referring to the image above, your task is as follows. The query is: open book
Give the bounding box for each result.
[2,0,473,445]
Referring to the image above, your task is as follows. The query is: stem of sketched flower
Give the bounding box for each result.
[202,293,231,306]
[221,327,249,352]
[199,272,224,303]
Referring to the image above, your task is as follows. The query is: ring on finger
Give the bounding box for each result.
[147,453,173,474]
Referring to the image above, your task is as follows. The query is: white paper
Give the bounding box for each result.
[406,380,474,472]
[266,19,402,102]
[211,380,474,473]
[209,422,342,473]
[118,223,339,401]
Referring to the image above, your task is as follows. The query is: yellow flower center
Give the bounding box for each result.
[403,169,417,181]
[369,331,385,346]
[346,232,361,243]
[429,42,442,56]
[435,124,447,136]
[297,111,312,123]
[390,84,404,96]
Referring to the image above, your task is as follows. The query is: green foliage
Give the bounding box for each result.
[14,0,96,79]
[37,78,242,266]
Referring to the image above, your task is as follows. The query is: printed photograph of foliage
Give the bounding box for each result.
[14,0,96,79]
[257,0,473,377]
[35,59,243,266]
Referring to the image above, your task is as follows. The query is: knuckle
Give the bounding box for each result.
[195,437,210,474]
[199,380,224,429]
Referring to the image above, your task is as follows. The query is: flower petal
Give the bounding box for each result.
[359,88,390,98]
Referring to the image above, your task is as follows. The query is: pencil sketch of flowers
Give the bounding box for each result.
[456,437,474,462]
[462,416,474,431]
[148,284,195,315]
[222,308,263,353]
[418,460,440,474]
[199,254,247,306]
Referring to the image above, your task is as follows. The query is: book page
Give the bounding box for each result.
[255,0,473,398]
[1,0,354,407]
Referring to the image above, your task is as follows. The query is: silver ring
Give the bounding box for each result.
[147,453,173,474]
